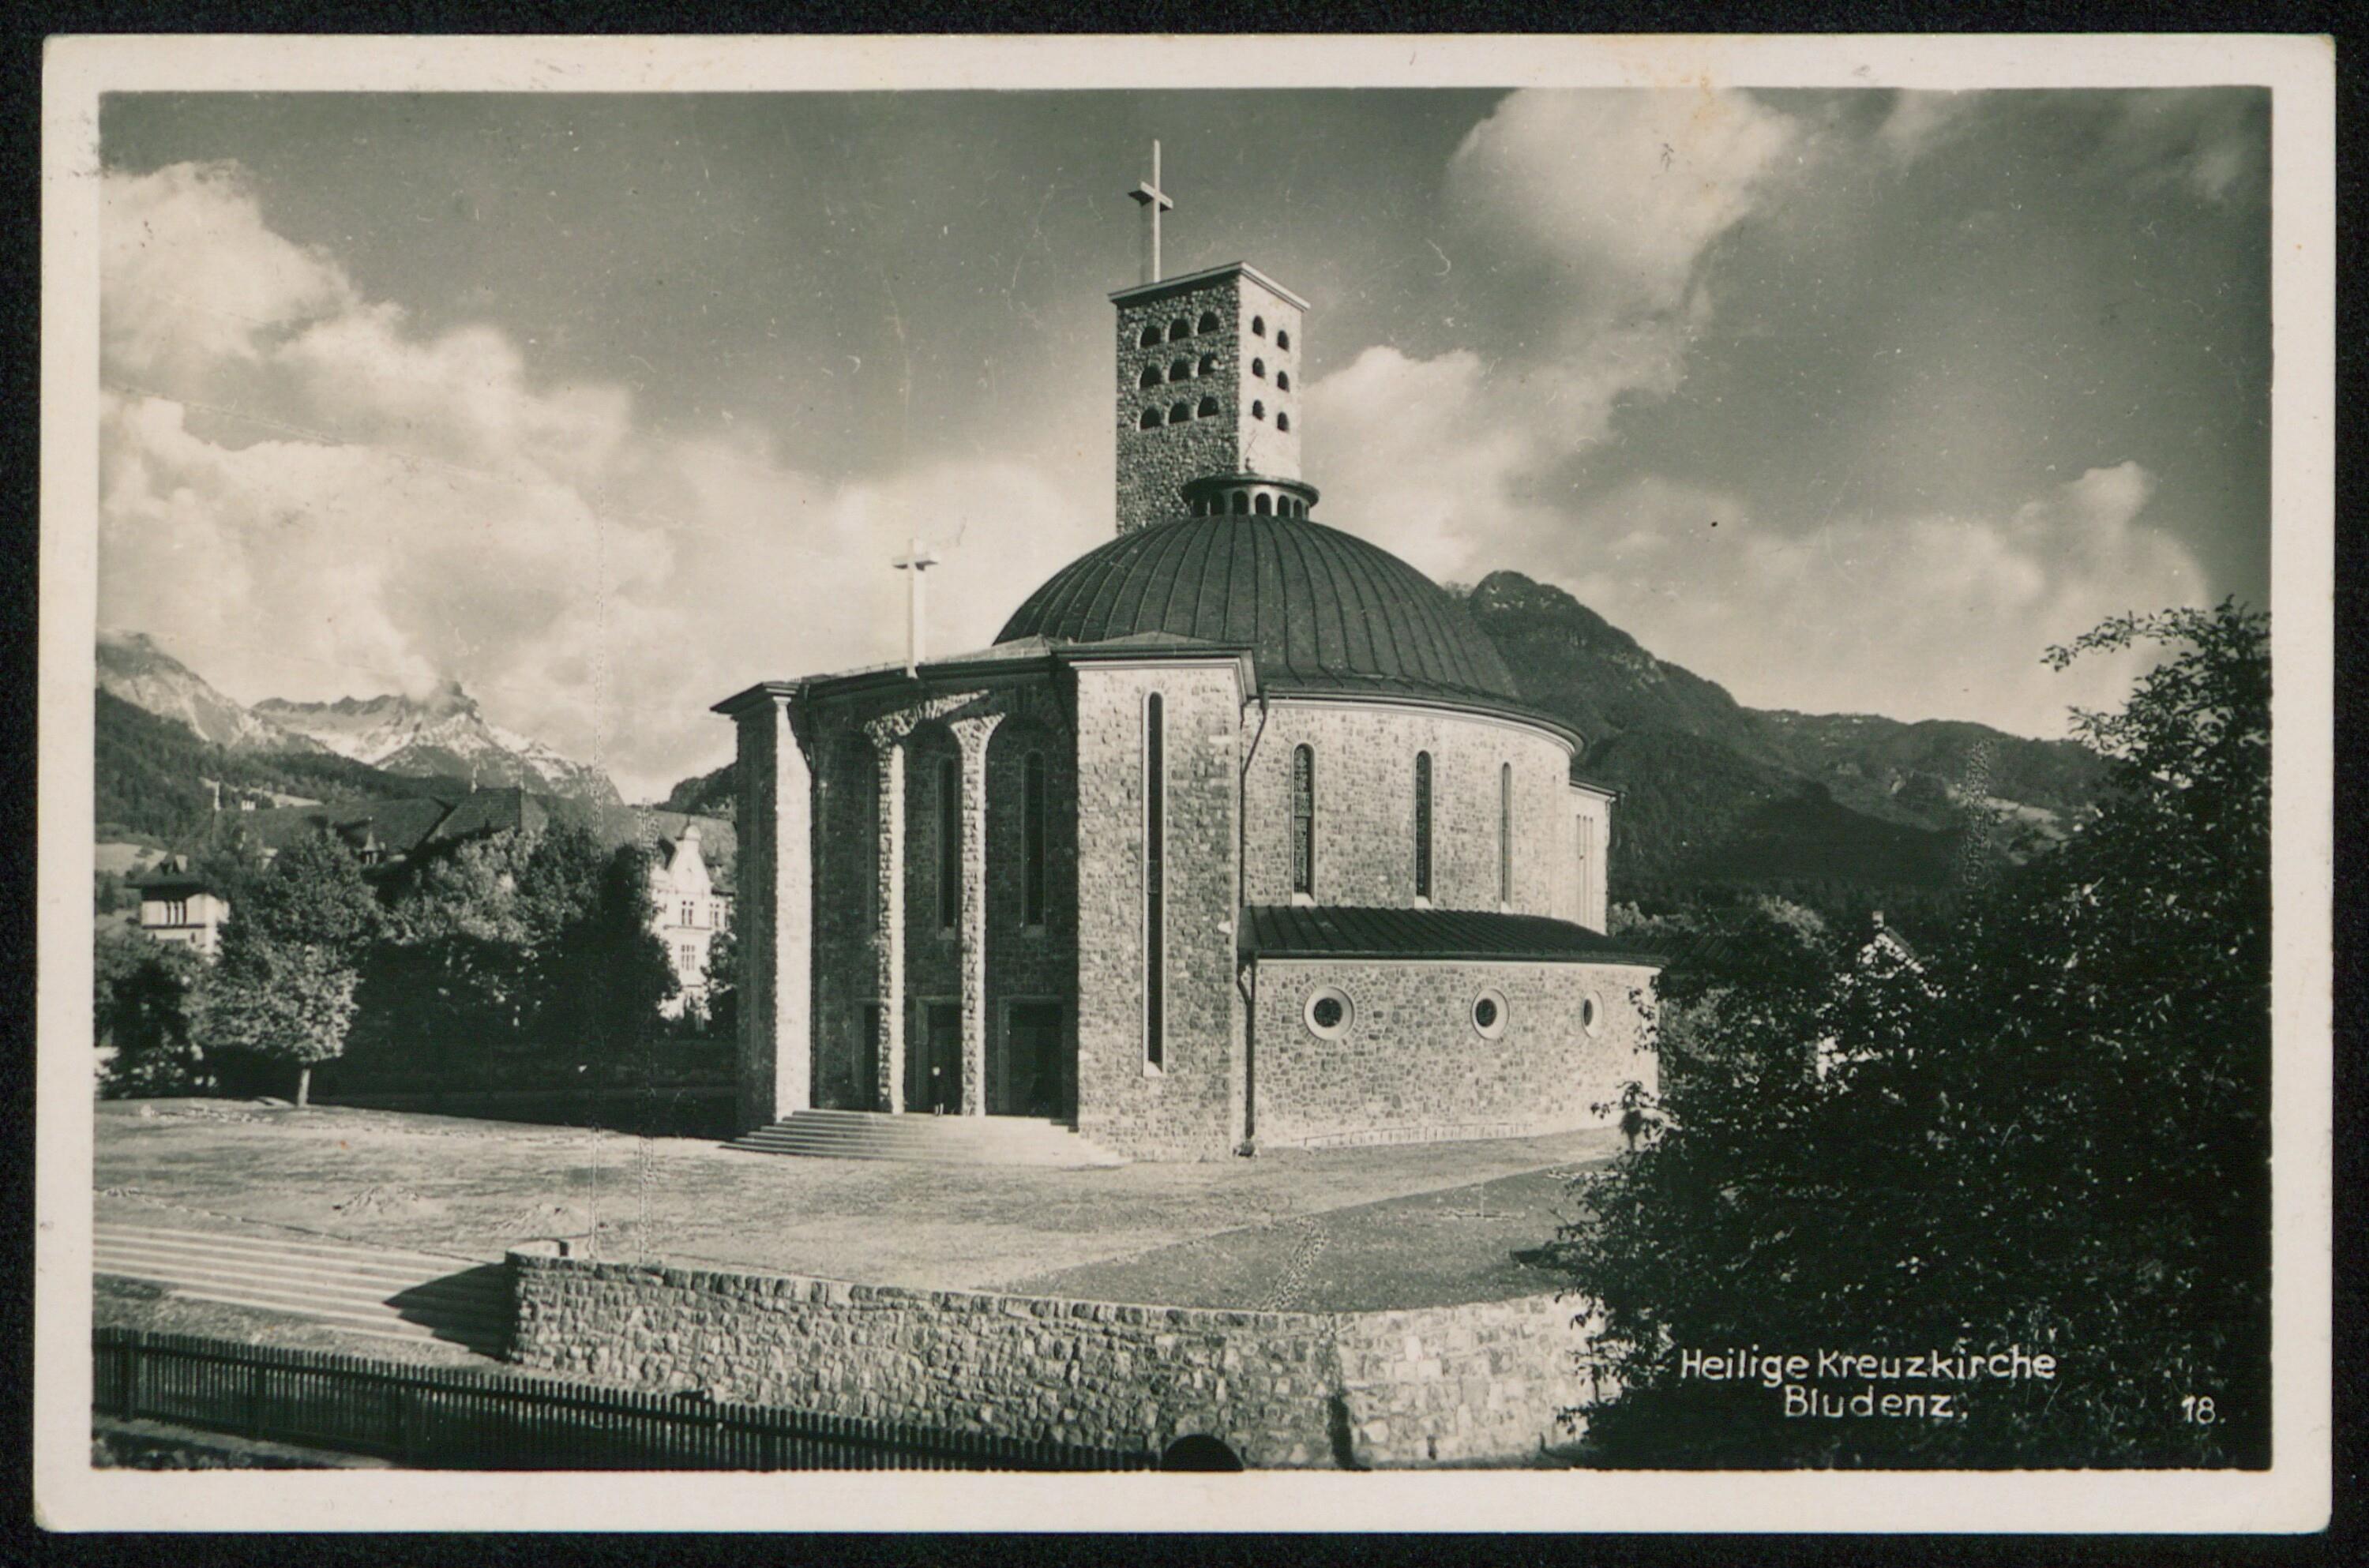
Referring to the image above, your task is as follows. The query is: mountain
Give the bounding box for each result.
[96,688,469,843]
[1458,572,2106,910]
[97,631,324,754]
[660,761,735,819]
[254,681,621,805]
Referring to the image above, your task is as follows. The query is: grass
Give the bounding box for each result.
[96,1098,1620,1308]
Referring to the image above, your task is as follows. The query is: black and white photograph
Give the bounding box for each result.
[35,33,2332,1532]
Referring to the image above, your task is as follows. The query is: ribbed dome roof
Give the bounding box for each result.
[997,515,1520,703]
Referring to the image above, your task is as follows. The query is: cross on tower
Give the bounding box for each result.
[1128,139,1174,286]
[892,536,940,677]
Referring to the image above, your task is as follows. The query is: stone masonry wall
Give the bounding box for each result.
[730,691,812,1132]
[509,1245,1603,1467]
[1244,700,1581,921]
[1251,958,1659,1150]
[1071,661,1245,1160]
[1114,269,1305,535]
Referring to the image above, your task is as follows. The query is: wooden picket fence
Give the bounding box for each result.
[93,1327,1159,1471]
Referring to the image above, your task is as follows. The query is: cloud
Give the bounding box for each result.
[1312,89,1800,601]
[98,161,1097,800]
[1448,88,1804,318]
[2092,90,2267,204]
[1526,463,2206,737]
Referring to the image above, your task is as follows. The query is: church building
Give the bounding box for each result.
[716,164,1661,1162]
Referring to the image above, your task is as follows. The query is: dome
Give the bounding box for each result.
[997,514,1521,704]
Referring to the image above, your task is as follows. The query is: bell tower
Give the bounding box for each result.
[1109,147,1308,535]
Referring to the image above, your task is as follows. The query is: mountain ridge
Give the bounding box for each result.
[94,632,621,805]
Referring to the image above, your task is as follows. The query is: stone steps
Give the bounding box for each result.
[725,1109,1126,1168]
[95,1221,510,1353]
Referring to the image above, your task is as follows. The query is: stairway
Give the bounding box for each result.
[725,1109,1126,1168]
[94,1221,510,1354]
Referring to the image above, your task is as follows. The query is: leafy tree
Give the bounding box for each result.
[353,830,543,1075]
[93,928,207,1096]
[535,841,678,1054]
[1558,602,2270,1469]
[697,921,739,1041]
[193,831,382,1105]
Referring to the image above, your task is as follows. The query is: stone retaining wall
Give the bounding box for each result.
[509,1244,1601,1468]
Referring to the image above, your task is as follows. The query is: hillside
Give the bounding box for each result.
[1457,572,2103,909]
[96,689,471,844]
[98,631,323,753]
[660,761,735,818]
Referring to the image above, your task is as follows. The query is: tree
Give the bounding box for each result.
[193,831,381,1106]
[354,830,543,1073]
[697,921,739,1041]
[190,941,359,1107]
[93,928,207,1096]
[1557,602,2271,1469]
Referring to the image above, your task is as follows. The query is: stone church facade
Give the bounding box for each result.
[718,259,1660,1162]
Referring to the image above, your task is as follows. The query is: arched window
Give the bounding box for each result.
[1139,324,1162,349]
[1230,491,1249,516]
[1170,400,1192,425]
[1169,317,1192,342]
[1144,694,1166,1069]
[1291,745,1316,897]
[1251,400,1265,420]
[1022,751,1047,927]
[1251,315,1266,337]
[1251,358,1266,379]
[1414,752,1433,901]
[937,753,961,932]
[1169,358,1192,383]
[1139,407,1162,430]
[1499,762,1514,906]
[1276,369,1290,391]
[1277,328,1291,351]
[1197,395,1218,418]
[1196,310,1220,334]
[1139,364,1162,389]
[1255,493,1271,516]
[1276,411,1291,432]
[1198,352,1217,377]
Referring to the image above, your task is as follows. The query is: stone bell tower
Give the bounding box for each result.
[1109,145,1308,535]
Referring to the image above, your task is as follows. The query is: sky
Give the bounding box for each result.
[94,88,2269,802]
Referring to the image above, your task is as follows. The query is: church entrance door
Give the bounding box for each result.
[997,1003,1062,1120]
[910,1002,962,1114]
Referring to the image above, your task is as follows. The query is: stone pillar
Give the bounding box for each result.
[727,686,812,1133]
[872,732,907,1115]
[949,711,1005,1117]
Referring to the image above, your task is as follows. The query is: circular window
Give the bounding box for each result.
[1304,985,1353,1040]
[1472,988,1508,1040]
[1581,993,1602,1036]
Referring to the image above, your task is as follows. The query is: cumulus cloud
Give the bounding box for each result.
[1312,90,1802,609]
[1522,463,2204,738]
[1305,90,2217,737]
[1448,88,1804,317]
[98,162,1096,799]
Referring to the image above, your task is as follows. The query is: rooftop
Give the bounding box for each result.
[1242,905,1664,967]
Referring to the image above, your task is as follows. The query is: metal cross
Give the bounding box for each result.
[1128,139,1175,285]
[892,535,940,677]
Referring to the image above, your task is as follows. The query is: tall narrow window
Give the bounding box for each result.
[1575,814,1592,928]
[1292,744,1316,898]
[1498,762,1514,906]
[1144,694,1166,1068]
[937,753,960,931]
[1414,752,1433,901]
[1023,751,1047,926]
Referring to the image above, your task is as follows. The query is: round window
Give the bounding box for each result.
[1471,988,1508,1040]
[1581,993,1602,1035]
[1304,985,1353,1040]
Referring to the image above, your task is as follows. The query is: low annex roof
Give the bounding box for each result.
[1241,904,1664,968]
